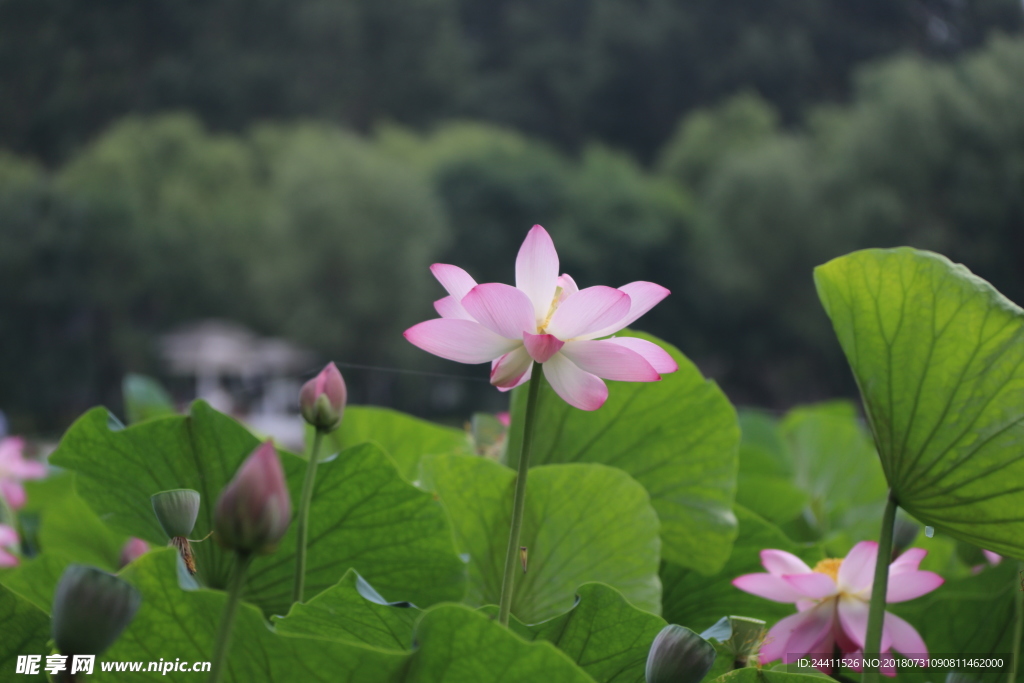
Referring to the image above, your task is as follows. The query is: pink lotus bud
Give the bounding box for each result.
[299,362,347,431]
[214,442,292,555]
[118,538,149,568]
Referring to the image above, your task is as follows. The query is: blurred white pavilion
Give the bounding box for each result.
[159,319,314,450]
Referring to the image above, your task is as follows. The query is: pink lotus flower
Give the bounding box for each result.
[0,524,20,567]
[733,542,943,675]
[0,437,47,509]
[404,225,678,410]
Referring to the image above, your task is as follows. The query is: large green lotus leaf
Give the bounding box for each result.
[520,582,665,683]
[49,402,465,615]
[245,441,466,613]
[332,405,471,480]
[122,373,176,424]
[20,473,128,570]
[815,248,1024,557]
[735,460,808,526]
[278,574,663,683]
[737,410,790,467]
[0,583,50,681]
[106,549,595,683]
[406,604,596,683]
[890,560,1018,683]
[779,401,888,542]
[735,411,807,525]
[662,506,822,634]
[273,569,419,650]
[507,330,739,574]
[419,454,661,623]
[0,552,73,612]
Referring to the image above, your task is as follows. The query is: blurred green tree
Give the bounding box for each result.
[664,36,1024,406]
[0,115,451,429]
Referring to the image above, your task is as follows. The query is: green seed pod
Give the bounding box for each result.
[151,489,200,539]
[645,624,716,683]
[51,564,141,656]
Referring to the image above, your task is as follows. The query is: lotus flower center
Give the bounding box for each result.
[538,286,563,334]
[813,558,842,581]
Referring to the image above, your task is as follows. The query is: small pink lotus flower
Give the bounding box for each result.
[214,442,292,555]
[0,437,47,509]
[299,362,347,431]
[404,225,678,410]
[733,542,943,675]
[0,523,21,567]
[119,538,149,568]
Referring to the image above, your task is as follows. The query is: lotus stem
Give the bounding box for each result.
[208,551,252,683]
[864,491,898,683]
[1012,562,1023,683]
[293,428,324,604]
[498,370,544,626]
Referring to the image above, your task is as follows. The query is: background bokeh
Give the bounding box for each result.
[1,0,1023,432]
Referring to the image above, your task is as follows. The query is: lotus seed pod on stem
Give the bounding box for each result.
[151,488,201,574]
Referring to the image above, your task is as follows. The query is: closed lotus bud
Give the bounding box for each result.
[52,564,141,656]
[151,489,200,538]
[214,442,292,555]
[299,362,347,431]
[645,624,716,683]
[118,538,149,568]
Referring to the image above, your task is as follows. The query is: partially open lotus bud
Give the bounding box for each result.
[645,624,716,683]
[52,564,141,656]
[151,489,200,575]
[214,442,292,555]
[299,362,347,431]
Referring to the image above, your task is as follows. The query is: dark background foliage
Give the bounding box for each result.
[1,0,1022,430]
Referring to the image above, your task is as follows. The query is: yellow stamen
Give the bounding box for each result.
[813,558,842,582]
[538,286,563,334]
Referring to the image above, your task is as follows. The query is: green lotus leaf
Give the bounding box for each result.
[103,549,595,683]
[419,454,661,623]
[662,506,822,634]
[331,405,471,480]
[815,248,1024,557]
[49,402,465,616]
[0,582,50,681]
[507,330,739,574]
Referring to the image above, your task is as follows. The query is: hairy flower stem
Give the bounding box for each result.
[1012,562,1023,683]
[293,429,325,604]
[864,491,899,683]
[498,371,544,626]
[208,552,252,683]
